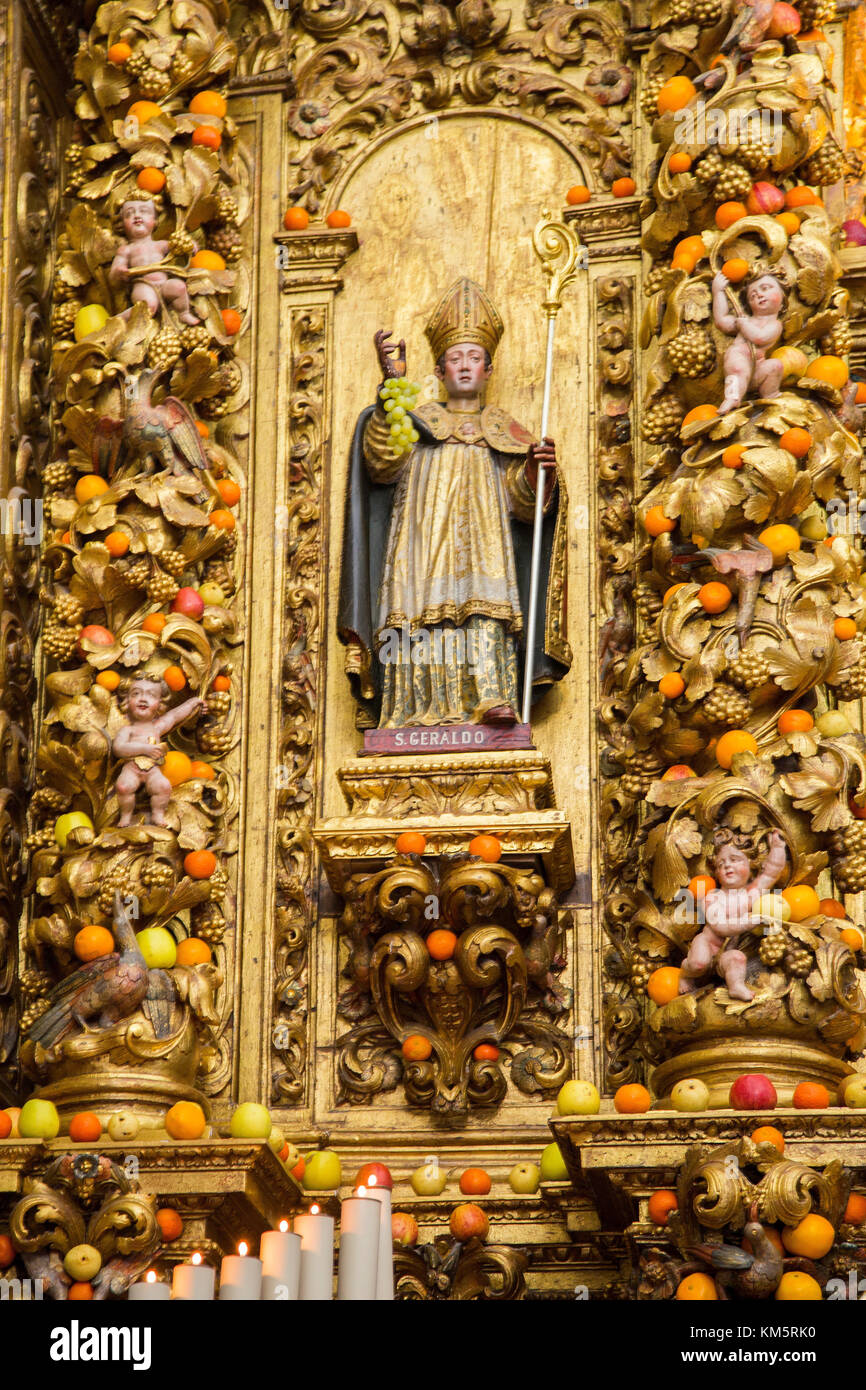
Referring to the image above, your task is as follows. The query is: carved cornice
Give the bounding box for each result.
[564,197,641,260]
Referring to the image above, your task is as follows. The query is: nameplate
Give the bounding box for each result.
[362,723,533,755]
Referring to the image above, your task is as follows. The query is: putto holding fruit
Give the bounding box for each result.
[113,675,206,826]
[712,267,787,413]
[110,198,199,324]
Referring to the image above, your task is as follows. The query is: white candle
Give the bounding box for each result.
[260,1221,301,1300]
[363,1176,394,1301]
[129,1270,170,1301]
[294,1205,334,1301]
[336,1189,380,1301]
[171,1253,215,1301]
[218,1241,263,1301]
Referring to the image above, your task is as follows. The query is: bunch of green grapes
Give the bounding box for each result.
[380,377,421,455]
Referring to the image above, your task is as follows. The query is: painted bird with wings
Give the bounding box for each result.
[92,367,208,482]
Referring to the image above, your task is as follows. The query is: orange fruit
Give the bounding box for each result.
[614,1083,652,1113]
[671,251,696,272]
[104,530,130,557]
[785,186,821,208]
[688,874,716,899]
[127,101,164,125]
[326,210,352,228]
[473,1043,499,1061]
[162,664,186,693]
[192,126,222,150]
[840,927,864,950]
[221,308,242,335]
[284,207,310,230]
[722,257,749,283]
[778,709,813,734]
[460,1168,492,1195]
[661,764,696,780]
[142,613,167,634]
[95,670,121,692]
[775,211,801,236]
[779,428,812,458]
[396,831,426,855]
[60,531,71,545]
[209,508,236,531]
[647,966,681,1005]
[835,617,857,640]
[806,355,849,389]
[75,475,109,505]
[677,1272,718,1300]
[156,1208,184,1241]
[648,1189,678,1225]
[751,1125,785,1153]
[68,1282,94,1301]
[3,1108,20,1138]
[758,523,800,562]
[212,675,231,692]
[678,236,707,261]
[469,833,501,862]
[781,884,820,920]
[566,185,591,204]
[184,850,217,879]
[216,479,241,507]
[164,1100,207,1140]
[162,751,192,787]
[819,898,845,918]
[195,420,209,438]
[188,761,215,781]
[663,583,686,604]
[657,76,697,113]
[855,381,866,404]
[716,729,758,768]
[176,937,212,967]
[659,673,685,699]
[611,177,636,197]
[189,90,227,118]
[716,201,747,229]
[669,152,692,174]
[191,249,227,272]
[0,1111,11,1139]
[427,929,458,960]
[0,1232,13,1263]
[401,1034,432,1061]
[107,41,132,64]
[792,1081,829,1109]
[74,925,115,962]
[68,1112,101,1143]
[698,581,732,614]
[644,505,675,536]
[781,1213,834,1259]
[744,1226,784,1256]
[844,1193,866,1225]
[136,167,166,194]
[722,444,746,469]
[682,404,718,428]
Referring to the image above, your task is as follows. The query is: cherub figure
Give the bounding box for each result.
[712,269,786,414]
[109,199,199,325]
[113,676,205,827]
[678,827,787,1002]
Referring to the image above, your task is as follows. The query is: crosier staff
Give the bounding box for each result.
[521,210,584,725]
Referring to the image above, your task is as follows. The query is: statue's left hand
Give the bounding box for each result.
[526,436,557,506]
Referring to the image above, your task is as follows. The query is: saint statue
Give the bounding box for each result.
[338,278,571,730]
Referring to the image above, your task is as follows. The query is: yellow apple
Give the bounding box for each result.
[671,1078,709,1112]
[53,811,94,849]
[556,1080,600,1115]
[135,926,177,969]
[18,1098,60,1139]
[229,1102,272,1139]
[540,1141,569,1182]
[508,1161,540,1194]
[73,304,109,341]
[63,1244,102,1280]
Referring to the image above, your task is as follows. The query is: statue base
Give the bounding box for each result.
[362,722,533,755]
[650,1035,852,1109]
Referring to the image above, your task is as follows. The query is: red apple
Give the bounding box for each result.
[729,1073,777,1111]
[355,1162,393,1191]
[172,587,205,620]
[391,1212,419,1247]
[449,1202,489,1242]
[767,1,801,37]
[77,623,115,654]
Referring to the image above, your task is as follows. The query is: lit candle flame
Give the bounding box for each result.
[145,1271,156,1284]
[310,1204,320,1215]
[191,1252,202,1266]
[238,1241,249,1257]
[279,1219,289,1233]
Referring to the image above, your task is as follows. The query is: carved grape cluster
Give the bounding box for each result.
[641,397,682,442]
[667,327,715,379]
[726,647,771,691]
[701,683,752,726]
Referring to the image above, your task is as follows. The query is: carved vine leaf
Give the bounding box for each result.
[644,815,703,902]
[780,752,850,832]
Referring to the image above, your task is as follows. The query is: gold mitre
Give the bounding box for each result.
[425,278,504,362]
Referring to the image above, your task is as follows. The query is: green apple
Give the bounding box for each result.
[844,1076,866,1109]
[53,811,94,849]
[18,1098,60,1139]
[63,1243,102,1280]
[556,1080,600,1115]
[671,1078,710,1113]
[229,1102,272,1139]
[73,304,109,342]
[135,926,177,969]
[107,1110,139,1141]
[267,1125,286,1154]
[508,1161,540,1194]
[816,710,853,737]
[752,893,791,923]
[198,582,226,607]
[410,1160,447,1196]
[540,1141,569,1183]
[303,1148,342,1190]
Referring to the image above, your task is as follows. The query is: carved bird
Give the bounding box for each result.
[719,0,777,56]
[27,893,148,1047]
[92,367,208,481]
[670,535,773,647]
[686,1220,784,1299]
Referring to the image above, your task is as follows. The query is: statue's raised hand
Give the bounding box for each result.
[374,328,407,380]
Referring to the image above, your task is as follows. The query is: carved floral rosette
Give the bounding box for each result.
[22,0,248,1112]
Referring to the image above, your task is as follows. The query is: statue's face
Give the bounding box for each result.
[122,200,156,237]
[714,843,751,888]
[128,680,162,720]
[747,276,783,315]
[435,342,492,397]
